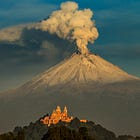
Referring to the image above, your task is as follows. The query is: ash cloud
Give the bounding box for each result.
[38,1,99,55]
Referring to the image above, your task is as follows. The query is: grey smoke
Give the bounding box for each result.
[38,1,99,54]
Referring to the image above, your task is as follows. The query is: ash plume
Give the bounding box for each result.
[39,1,99,55]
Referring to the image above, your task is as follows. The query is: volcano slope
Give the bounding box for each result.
[0,53,140,135]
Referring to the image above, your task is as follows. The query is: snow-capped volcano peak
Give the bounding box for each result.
[24,53,138,90]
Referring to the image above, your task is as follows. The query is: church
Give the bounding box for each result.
[40,106,74,126]
[41,106,87,126]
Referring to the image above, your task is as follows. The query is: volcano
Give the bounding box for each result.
[0,53,140,135]
[22,53,137,87]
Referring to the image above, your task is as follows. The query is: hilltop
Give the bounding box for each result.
[0,106,140,140]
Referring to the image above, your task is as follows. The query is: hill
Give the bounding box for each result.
[0,112,140,140]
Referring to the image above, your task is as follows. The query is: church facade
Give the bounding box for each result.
[40,106,73,126]
[41,106,87,126]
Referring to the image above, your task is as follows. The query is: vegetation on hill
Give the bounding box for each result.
[42,126,95,140]
[0,117,140,140]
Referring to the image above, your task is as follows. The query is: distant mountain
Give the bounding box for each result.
[0,115,140,140]
[0,53,140,135]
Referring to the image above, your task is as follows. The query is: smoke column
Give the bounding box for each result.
[39,1,99,55]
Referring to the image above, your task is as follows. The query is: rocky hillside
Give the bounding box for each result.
[0,116,140,140]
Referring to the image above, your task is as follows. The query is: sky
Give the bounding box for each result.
[0,0,140,92]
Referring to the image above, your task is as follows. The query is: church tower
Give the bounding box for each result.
[56,106,61,114]
[41,105,80,126]
[61,106,68,118]
[63,106,67,114]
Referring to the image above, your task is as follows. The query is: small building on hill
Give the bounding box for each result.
[40,106,87,126]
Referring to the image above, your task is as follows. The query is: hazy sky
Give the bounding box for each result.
[0,0,140,92]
